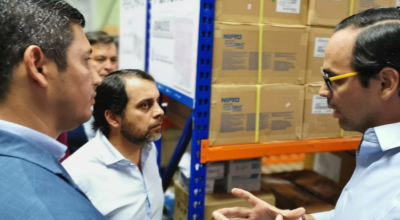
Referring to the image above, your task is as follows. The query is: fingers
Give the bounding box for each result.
[231,188,261,207]
[212,211,230,220]
[275,214,283,220]
[216,207,251,218]
[281,207,306,219]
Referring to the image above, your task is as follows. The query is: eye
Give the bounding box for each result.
[332,78,346,86]
[95,58,105,62]
[140,102,149,108]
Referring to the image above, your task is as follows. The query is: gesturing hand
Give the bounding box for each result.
[212,188,305,220]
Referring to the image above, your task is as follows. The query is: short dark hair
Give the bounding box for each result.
[92,69,155,137]
[335,7,400,90]
[85,31,116,46]
[0,0,85,102]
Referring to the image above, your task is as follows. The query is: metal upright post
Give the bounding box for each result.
[188,0,215,219]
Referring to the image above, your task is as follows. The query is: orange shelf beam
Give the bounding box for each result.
[201,138,361,163]
[262,154,306,165]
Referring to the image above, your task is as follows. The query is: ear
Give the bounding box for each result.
[105,110,122,129]
[23,46,48,88]
[379,67,400,101]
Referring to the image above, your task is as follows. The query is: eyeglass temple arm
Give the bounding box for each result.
[330,72,357,81]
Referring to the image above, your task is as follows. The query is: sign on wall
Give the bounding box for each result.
[119,0,147,70]
[149,0,201,108]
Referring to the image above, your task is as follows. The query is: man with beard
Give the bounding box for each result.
[63,69,164,220]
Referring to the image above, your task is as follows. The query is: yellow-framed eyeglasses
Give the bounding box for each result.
[321,67,358,93]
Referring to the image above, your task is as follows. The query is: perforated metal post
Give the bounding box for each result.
[188,1,215,219]
[145,0,151,72]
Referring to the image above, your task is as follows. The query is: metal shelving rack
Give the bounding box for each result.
[146,1,360,220]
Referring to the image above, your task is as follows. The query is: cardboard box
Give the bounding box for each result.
[313,151,356,188]
[212,22,308,85]
[308,0,398,27]
[166,97,191,129]
[262,25,309,85]
[179,172,217,194]
[174,180,276,220]
[212,23,258,85]
[209,85,257,145]
[262,177,335,214]
[302,84,341,140]
[353,0,398,13]
[259,84,304,142]
[209,85,304,145]
[342,130,363,137]
[225,172,261,192]
[179,161,225,193]
[266,170,342,205]
[228,158,262,174]
[215,0,308,25]
[207,162,225,179]
[306,27,334,84]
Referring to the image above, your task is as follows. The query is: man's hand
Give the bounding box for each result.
[212,188,305,220]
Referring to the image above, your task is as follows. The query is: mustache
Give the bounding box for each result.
[149,120,163,129]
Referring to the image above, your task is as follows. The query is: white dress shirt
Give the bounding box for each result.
[311,121,400,220]
[62,131,163,220]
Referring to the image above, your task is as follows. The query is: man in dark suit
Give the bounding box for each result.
[67,31,119,154]
[0,0,106,219]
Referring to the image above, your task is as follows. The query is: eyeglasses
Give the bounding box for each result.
[321,67,358,93]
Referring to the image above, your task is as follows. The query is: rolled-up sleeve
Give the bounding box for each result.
[310,210,335,220]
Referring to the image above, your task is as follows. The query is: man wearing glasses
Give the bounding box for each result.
[212,6,400,220]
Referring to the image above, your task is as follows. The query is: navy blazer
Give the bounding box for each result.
[0,130,106,220]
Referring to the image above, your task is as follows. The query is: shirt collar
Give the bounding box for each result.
[96,130,153,166]
[373,121,400,151]
[0,120,67,159]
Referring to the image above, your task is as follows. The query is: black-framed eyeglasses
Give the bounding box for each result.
[321,67,358,93]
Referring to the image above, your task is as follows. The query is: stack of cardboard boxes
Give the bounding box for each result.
[209,0,400,143]
[210,1,309,146]
[165,0,400,144]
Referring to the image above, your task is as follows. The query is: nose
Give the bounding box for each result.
[319,83,332,99]
[103,59,113,72]
[154,102,164,119]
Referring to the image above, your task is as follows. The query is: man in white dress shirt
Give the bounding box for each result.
[63,69,164,220]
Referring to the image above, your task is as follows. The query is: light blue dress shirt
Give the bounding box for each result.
[0,120,67,159]
[62,131,163,220]
[311,121,400,220]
